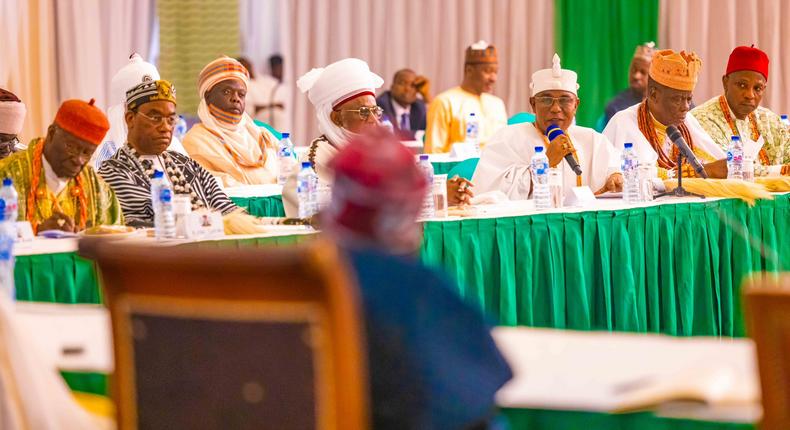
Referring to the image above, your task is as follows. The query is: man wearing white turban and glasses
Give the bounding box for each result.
[283,58,474,217]
[282,58,385,216]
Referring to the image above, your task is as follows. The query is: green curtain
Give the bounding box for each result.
[158,0,241,115]
[555,0,659,127]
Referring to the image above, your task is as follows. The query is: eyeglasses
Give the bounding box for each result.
[535,96,577,109]
[136,110,179,127]
[339,106,384,121]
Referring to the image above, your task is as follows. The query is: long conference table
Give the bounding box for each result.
[18,192,789,336]
[15,191,789,429]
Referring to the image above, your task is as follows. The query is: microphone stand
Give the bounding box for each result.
[654,150,706,199]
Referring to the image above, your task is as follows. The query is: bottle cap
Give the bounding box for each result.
[302,161,311,169]
[153,170,164,178]
[282,132,290,138]
[2,178,11,187]
[624,142,633,149]
[419,154,429,161]
[535,146,544,152]
[731,135,741,141]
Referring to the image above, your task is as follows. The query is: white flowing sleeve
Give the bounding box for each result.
[472,127,534,200]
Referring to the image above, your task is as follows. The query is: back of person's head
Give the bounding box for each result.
[323,128,426,254]
[269,54,283,68]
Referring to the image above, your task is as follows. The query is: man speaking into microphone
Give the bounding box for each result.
[474,54,624,199]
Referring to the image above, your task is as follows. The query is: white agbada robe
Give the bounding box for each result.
[603,104,727,170]
[473,122,621,199]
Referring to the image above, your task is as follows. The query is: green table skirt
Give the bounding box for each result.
[14,234,313,304]
[420,194,790,337]
[16,195,790,338]
[501,408,754,430]
[16,252,101,304]
[230,195,286,217]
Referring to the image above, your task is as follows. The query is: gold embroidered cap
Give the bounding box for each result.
[125,79,177,111]
[649,49,702,92]
[465,40,498,65]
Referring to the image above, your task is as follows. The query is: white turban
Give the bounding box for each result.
[530,53,579,96]
[0,101,26,135]
[297,58,383,145]
[105,53,161,147]
[110,53,160,107]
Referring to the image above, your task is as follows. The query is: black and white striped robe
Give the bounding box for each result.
[98,145,238,228]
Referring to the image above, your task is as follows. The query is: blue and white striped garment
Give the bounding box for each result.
[93,140,120,170]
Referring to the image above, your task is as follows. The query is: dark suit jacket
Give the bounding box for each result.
[377,91,427,139]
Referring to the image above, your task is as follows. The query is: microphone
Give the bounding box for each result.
[545,124,582,176]
[666,125,708,179]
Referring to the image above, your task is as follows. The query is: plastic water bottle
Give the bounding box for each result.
[150,170,166,212]
[173,115,188,142]
[152,170,176,239]
[418,155,435,218]
[465,112,480,154]
[296,162,318,218]
[531,146,551,210]
[781,114,789,128]
[726,136,744,180]
[0,178,19,223]
[621,143,641,203]
[277,132,297,185]
[0,200,15,300]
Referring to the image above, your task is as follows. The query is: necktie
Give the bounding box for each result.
[400,112,410,131]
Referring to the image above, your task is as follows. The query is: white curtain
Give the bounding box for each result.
[239,0,283,75]
[55,0,156,110]
[659,0,790,116]
[279,0,554,146]
[0,0,59,143]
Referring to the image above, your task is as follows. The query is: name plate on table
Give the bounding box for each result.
[564,186,596,208]
[185,212,224,240]
[450,142,479,159]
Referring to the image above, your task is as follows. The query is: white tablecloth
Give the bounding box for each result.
[13,226,318,257]
[222,184,283,198]
[493,327,760,422]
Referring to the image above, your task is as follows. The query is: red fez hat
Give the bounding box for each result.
[53,98,109,145]
[726,45,769,80]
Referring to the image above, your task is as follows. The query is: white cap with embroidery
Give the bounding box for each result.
[530,54,579,96]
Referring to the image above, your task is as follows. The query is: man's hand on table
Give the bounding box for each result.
[594,173,624,195]
[39,212,76,232]
[448,176,474,206]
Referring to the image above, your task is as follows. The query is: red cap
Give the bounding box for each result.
[726,45,769,80]
[53,99,109,145]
